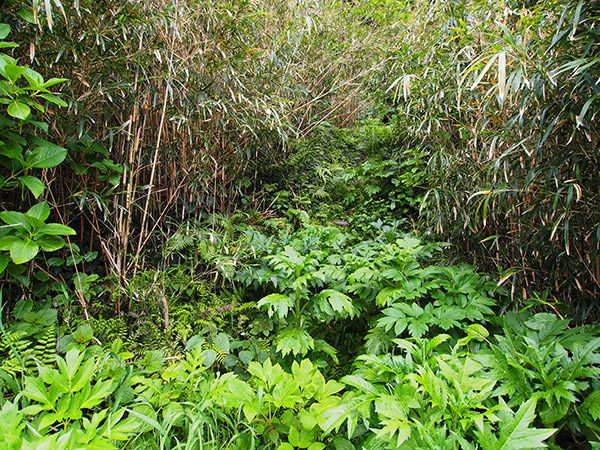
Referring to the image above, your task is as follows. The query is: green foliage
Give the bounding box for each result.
[321,337,559,449]
[264,121,427,230]
[0,2,598,450]
[238,223,441,362]
[0,299,56,380]
[0,24,72,288]
[369,264,496,348]
[482,312,600,435]
[386,0,600,316]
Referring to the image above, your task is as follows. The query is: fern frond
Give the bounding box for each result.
[33,323,57,367]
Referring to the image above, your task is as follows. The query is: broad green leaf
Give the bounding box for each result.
[214,332,230,352]
[478,399,555,450]
[0,253,8,274]
[239,350,253,365]
[19,175,46,198]
[26,143,67,168]
[272,378,302,408]
[583,390,600,421]
[27,202,51,221]
[201,348,217,367]
[23,376,53,407]
[0,24,10,39]
[104,415,140,441]
[332,437,355,450]
[0,237,21,251]
[81,380,115,409]
[7,101,30,120]
[71,357,97,392]
[10,238,39,264]
[307,443,326,450]
[23,68,44,88]
[37,235,65,251]
[320,289,355,318]
[0,210,30,228]
[300,408,319,430]
[0,139,23,161]
[4,64,26,83]
[341,375,381,396]
[321,394,374,434]
[36,223,77,236]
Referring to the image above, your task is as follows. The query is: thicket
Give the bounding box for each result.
[0,0,599,448]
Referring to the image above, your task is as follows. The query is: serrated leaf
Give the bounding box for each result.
[583,390,600,421]
[320,289,355,318]
[479,399,555,450]
[258,293,294,320]
[276,327,314,357]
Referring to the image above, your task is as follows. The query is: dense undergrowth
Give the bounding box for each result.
[0,0,599,448]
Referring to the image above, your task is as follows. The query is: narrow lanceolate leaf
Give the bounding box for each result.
[498,51,506,105]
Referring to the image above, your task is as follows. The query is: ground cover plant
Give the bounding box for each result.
[0,0,599,449]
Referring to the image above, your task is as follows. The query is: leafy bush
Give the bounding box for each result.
[0,23,75,300]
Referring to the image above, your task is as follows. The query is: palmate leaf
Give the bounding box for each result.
[315,289,356,318]
[257,293,294,320]
[582,390,600,421]
[321,392,377,436]
[276,327,314,357]
[476,399,555,450]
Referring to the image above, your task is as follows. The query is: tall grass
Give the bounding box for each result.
[385,0,600,319]
[3,0,398,281]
